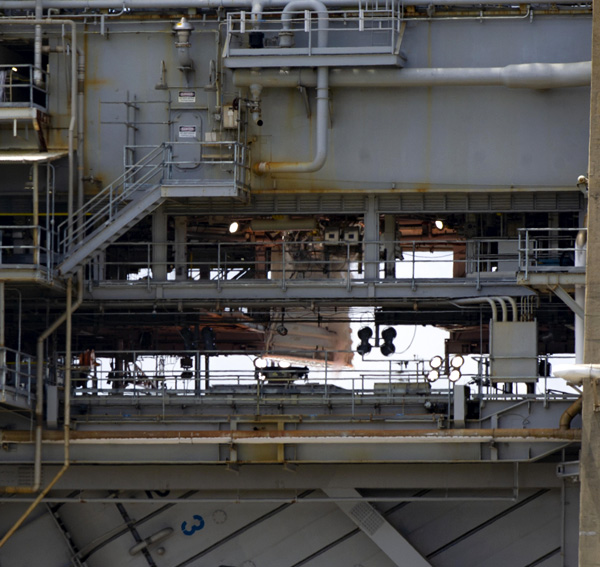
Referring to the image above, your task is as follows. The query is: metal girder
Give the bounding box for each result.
[0,462,562,492]
[548,284,585,319]
[517,271,586,289]
[324,487,431,567]
[87,280,535,303]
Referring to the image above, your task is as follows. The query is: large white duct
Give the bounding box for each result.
[234,61,591,90]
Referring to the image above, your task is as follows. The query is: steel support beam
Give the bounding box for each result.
[324,487,431,567]
[548,284,585,319]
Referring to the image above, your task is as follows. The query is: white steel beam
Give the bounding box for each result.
[324,487,431,567]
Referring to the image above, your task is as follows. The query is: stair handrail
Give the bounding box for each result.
[58,144,168,254]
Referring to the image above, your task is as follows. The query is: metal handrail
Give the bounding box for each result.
[57,144,168,253]
[517,227,585,274]
[0,64,49,110]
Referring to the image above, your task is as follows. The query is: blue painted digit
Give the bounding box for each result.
[181,515,205,536]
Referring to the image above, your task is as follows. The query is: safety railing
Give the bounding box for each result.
[57,144,168,254]
[224,5,401,58]
[0,346,36,407]
[159,140,249,192]
[0,64,48,110]
[88,237,526,289]
[53,349,576,425]
[0,224,56,276]
[64,349,444,403]
[517,227,585,278]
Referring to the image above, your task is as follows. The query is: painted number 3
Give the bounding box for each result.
[181,515,205,536]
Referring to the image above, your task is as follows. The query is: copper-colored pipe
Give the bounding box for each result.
[1,427,582,444]
[559,397,583,431]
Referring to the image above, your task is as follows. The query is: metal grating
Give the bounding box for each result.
[164,191,583,216]
[349,502,384,536]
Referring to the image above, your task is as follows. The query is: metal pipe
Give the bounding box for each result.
[254,0,329,174]
[0,269,82,496]
[0,275,78,550]
[234,61,591,90]
[559,397,582,430]
[1,427,581,444]
[254,66,329,174]
[499,296,518,322]
[553,363,600,384]
[0,284,4,395]
[34,0,43,86]
[494,297,507,322]
[281,0,328,49]
[33,164,40,265]
[0,0,588,9]
[77,48,85,229]
[454,297,498,321]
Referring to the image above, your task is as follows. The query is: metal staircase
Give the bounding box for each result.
[57,144,168,275]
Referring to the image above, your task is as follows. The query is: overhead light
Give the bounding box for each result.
[427,369,439,382]
[450,355,464,369]
[380,327,397,357]
[429,355,443,370]
[434,219,444,230]
[449,369,462,382]
[253,357,268,369]
[229,221,239,233]
[11,67,17,73]
[357,327,373,356]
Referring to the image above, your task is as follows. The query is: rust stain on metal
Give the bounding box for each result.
[1,428,582,443]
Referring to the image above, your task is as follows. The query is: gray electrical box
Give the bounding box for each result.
[490,320,538,383]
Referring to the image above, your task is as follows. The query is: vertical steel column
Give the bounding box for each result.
[174,216,188,281]
[363,195,379,282]
[580,2,600,564]
[33,164,39,266]
[383,214,395,279]
[0,283,5,394]
[152,207,168,281]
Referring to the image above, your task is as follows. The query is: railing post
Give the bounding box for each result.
[476,240,481,290]
[217,242,222,291]
[411,241,416,291]
[525,230,529,280]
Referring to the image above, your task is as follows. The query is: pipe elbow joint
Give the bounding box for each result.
[254,162,269,175]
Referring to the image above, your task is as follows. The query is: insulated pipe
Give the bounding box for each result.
[34,0,43,86]
[0,427,581,444]
[499,296,518,322]
[0,0,588,9]
[234,62,591,90]
[559,397,582,430]
[494,297,507,322]
[251,0,264,23]
[454,297,498,322]
[254,66,329,174]
[553,363,600,384]
[281,0,328,49]
[43,43,85,228]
